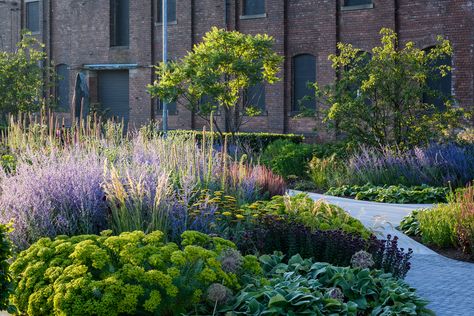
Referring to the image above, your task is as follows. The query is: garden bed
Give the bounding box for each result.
[410,235,474,263]
[0,118,434,315]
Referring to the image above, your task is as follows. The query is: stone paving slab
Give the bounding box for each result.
[291,190,474,315]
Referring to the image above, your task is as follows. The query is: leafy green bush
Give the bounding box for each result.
[261,139,314,179]
[326,184,449,204]
[0,223,13,311]
[9,230,261,316]
[398,209,425,236]
[222,253,432,315]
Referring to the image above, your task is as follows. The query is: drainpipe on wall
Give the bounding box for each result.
[150,0,156,122]
[224,0,228,30]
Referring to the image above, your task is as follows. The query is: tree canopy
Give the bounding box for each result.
[148,27,283,135]
[314,28,467,147]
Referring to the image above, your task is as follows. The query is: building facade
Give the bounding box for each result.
[2,0,474,137]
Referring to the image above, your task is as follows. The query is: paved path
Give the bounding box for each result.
[290,190,474,316]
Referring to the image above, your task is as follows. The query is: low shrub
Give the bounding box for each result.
[402,185,474,259]
[235,215,412,279]
[260,139,314,179]
[236,216,369,267]
[221,253,432,315]
[240,194,370,238]
[326,184,449,204]
[0,223,13,311]
[9,230,261,316]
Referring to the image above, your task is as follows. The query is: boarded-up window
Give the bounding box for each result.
[26,1,40,33]
[157,100,177,115]
[243,0,265,16]
[98,71,130,125]
[56,64,70,112]
[157,0,177,23]
[293,54,316,111]
[423,48,452,109]
[110,0,129,47]
[245,83,265,112]
[344,0,372,6]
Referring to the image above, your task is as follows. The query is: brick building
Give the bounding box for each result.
[1,0,473,137]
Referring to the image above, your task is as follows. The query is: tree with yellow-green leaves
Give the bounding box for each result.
[314,28,468,148]
[148,27,283,137]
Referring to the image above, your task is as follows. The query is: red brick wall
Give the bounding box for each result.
[3,0,472,136]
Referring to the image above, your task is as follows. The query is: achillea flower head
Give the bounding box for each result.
[350,250,375,269]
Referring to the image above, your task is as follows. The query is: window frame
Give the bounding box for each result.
[25,0,40,34]
[243,83,267,115]
[422,47,453,109]
[241,0,267,19]
[292,54,317,114]
[157,99,178,116]
[341,0,374,11]
[156,0,177,24]
[110,0,130,48]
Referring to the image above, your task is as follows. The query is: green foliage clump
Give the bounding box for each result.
[398,209,425,236]
[0,154,16,174]
[261,139,314,179]
[9,230,261,316]
[315,28,467,147]
[418,204,459,248]
[402,185,474,259]
[222,253,433,315]
[0,223,13,311]
[241,194,370,238]
[0,31,56,120]
[326,184,449,204]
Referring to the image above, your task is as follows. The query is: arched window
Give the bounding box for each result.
[423,47,452,109]
[293,54,316,112]
[243,0,265,16]
[55,64,70,112]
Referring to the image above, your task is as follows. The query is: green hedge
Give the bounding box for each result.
[143,128,305,149]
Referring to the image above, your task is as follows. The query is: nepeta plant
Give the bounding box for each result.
[0,151,107,249]
[349,143,474,188]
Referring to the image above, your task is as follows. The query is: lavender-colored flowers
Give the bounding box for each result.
[0,150,107,249]
[349,143,474,188]
[0,131,285,249]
